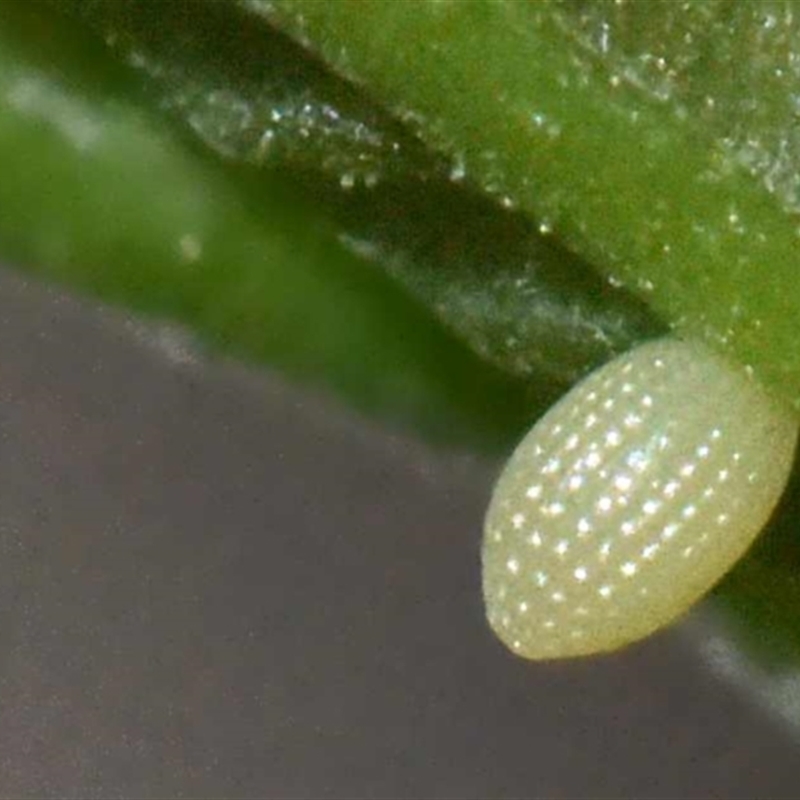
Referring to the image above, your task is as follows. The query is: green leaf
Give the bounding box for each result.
[264,0,800,410]
[48,0,666,390]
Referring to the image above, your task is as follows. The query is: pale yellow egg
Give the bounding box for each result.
[482,338,798,660]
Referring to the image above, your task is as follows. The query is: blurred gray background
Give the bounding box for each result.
[0,264,798,798]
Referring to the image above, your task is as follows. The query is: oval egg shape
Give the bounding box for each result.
[482,338,798,660]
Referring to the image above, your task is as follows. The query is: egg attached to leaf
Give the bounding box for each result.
[482,338,798,660]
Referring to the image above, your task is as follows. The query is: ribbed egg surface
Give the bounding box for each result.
[483,338,798,660]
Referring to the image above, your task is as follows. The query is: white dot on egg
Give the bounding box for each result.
[585,452,602,469]
[542,457,561,474]
[643,499,660,515]
[546,502,566,517]
[615,475,633,492]
[597,496,613,513]
[482,338,798,661]
[663,480,680,498]
[642,543,659,560]
[661,523,679,541]
[627,450,648,472]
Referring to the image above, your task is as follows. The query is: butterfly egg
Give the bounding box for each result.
[482,338,798,660]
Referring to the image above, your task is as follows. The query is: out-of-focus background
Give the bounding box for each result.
[0,264,798,798]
